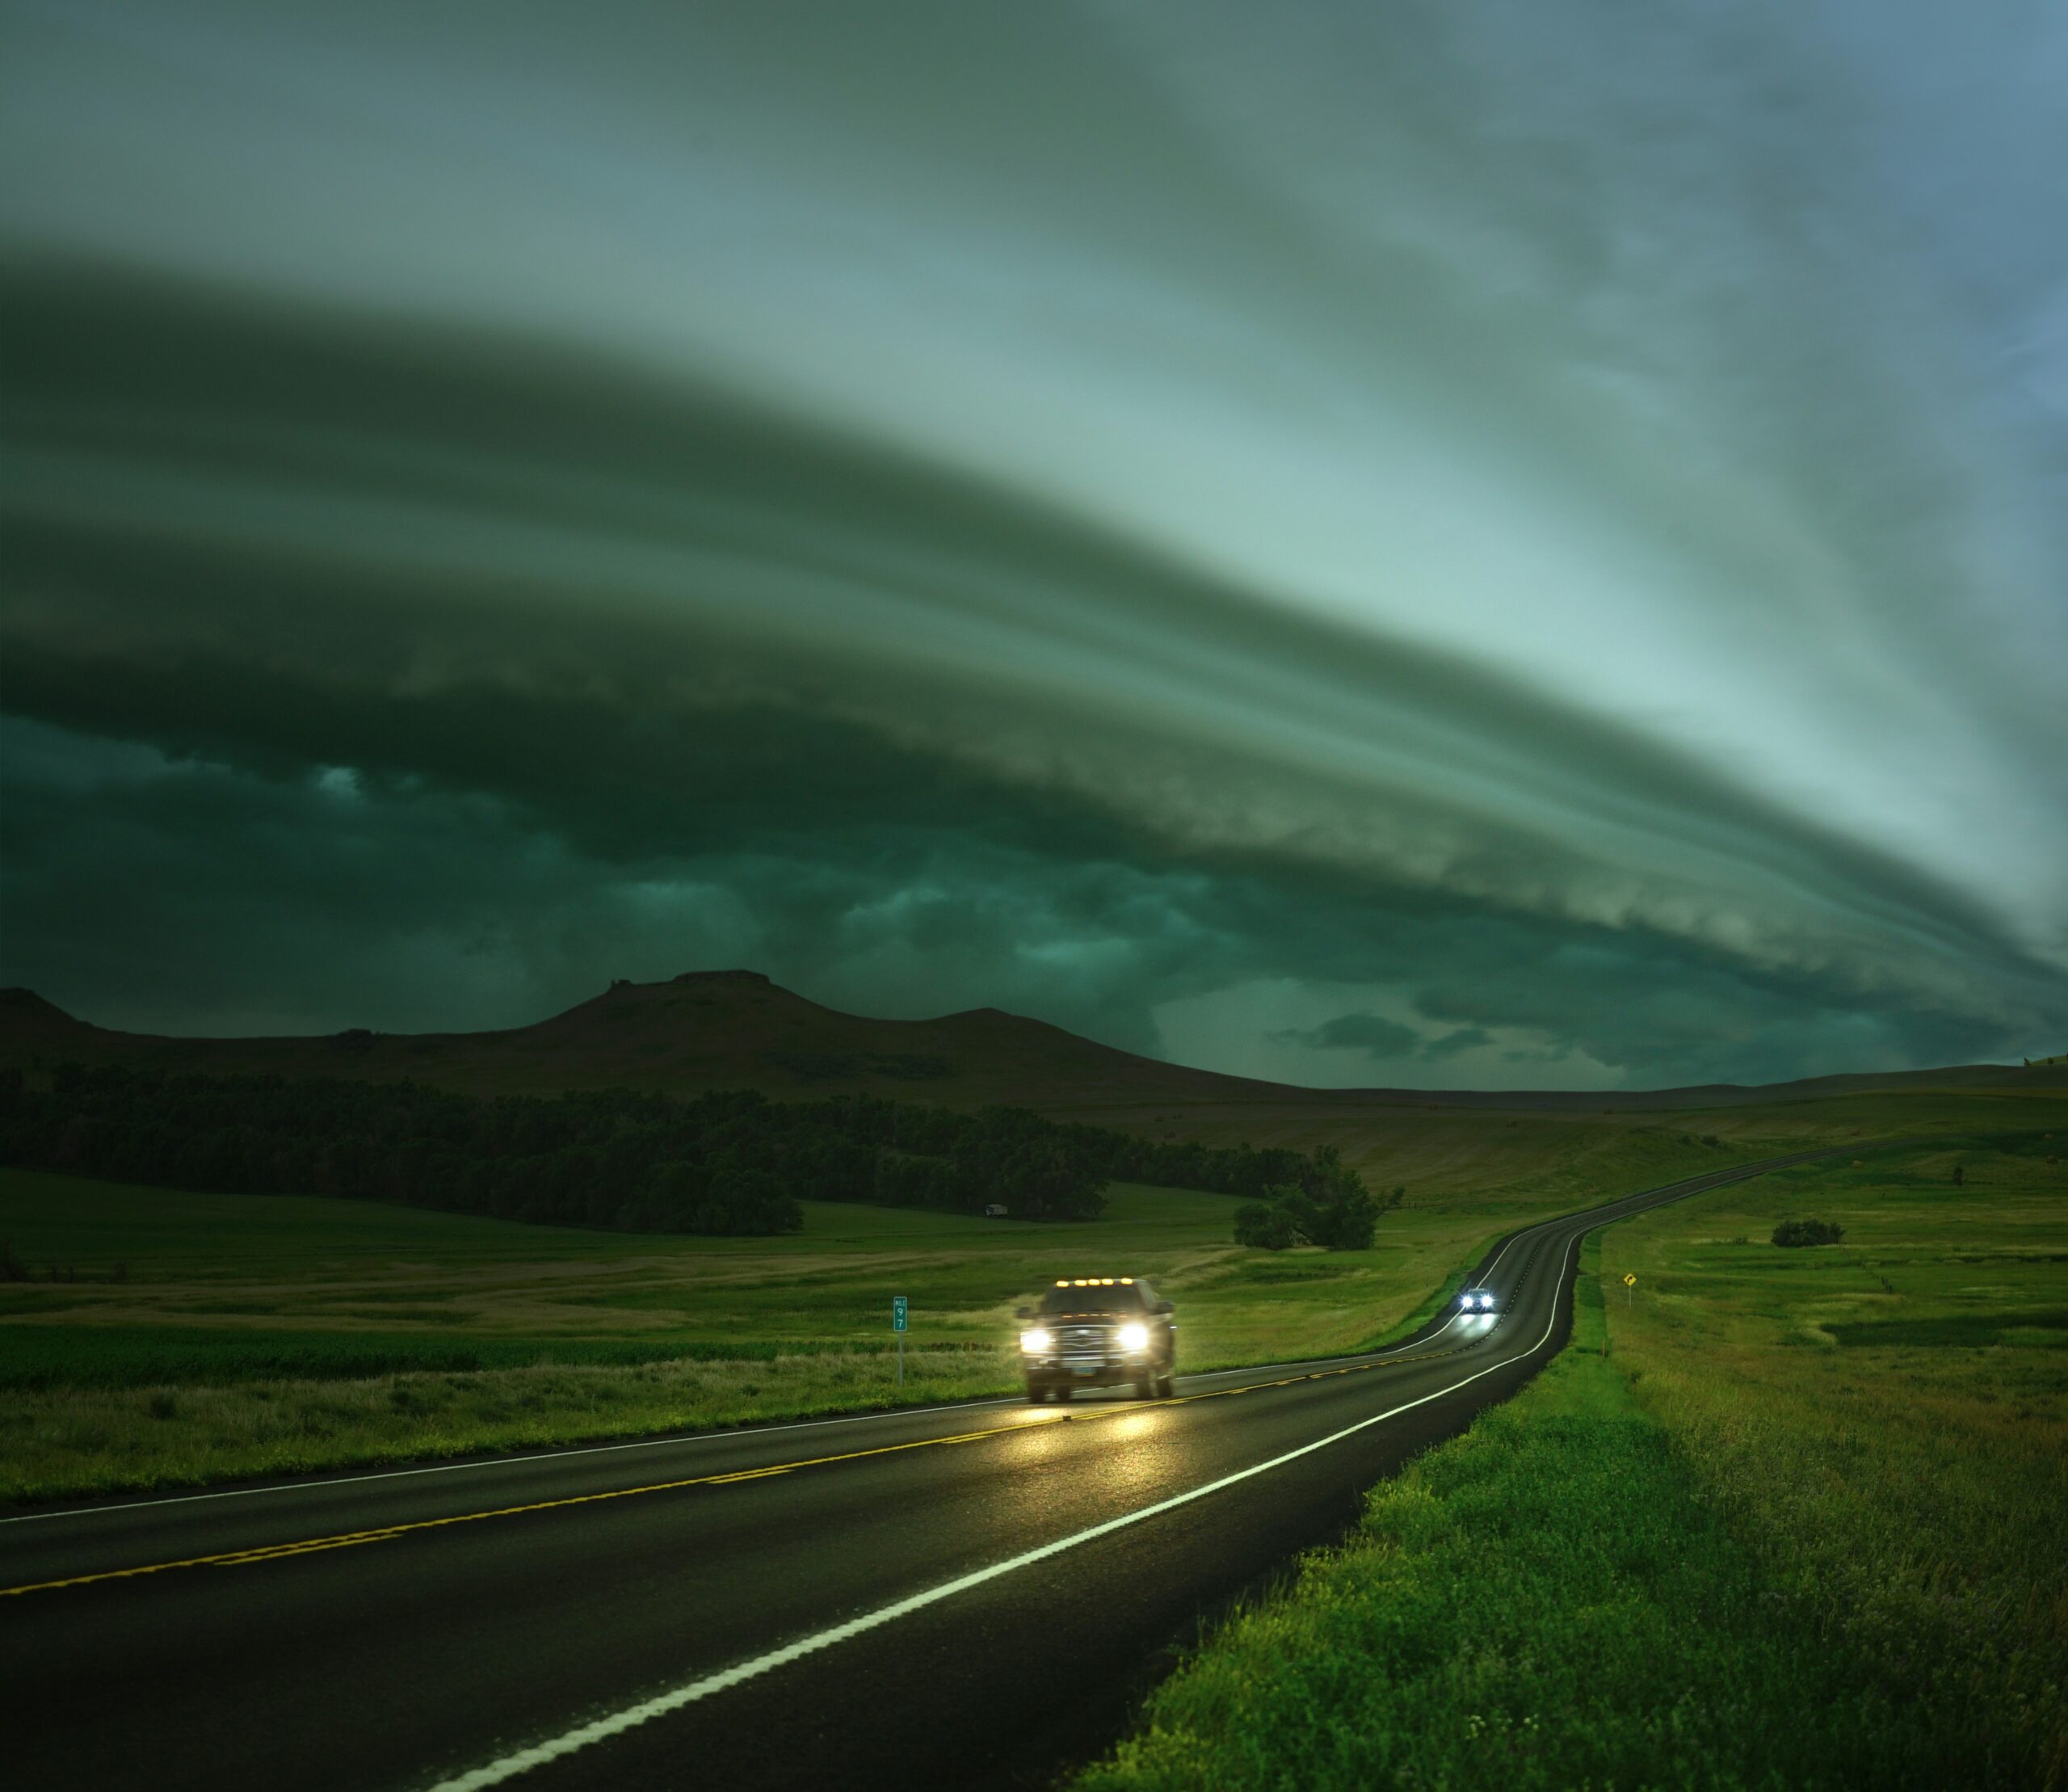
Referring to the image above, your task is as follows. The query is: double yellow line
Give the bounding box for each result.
[2,1343,1466,1600]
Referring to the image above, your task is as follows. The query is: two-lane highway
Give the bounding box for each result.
[1,1150,1843,1790]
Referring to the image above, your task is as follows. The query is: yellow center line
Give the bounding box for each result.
[215,1536,396,1564]
[0,1420,1021,1598]
[0,1340,1470,1599]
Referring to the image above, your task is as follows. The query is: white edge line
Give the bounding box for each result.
[430,1156,1839,1790]
[422,1227,1585,1792]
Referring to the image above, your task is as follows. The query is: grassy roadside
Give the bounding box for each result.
[0,1169,1499,1504]
[0,1122,1725,1503]
[0,1278,1492,1508]
[1074,1130,2066,1791]
[2,1096,2036,1504]
[1594,1134,2067,1786]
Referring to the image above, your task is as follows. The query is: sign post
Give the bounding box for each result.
[892,1294,908,1386]
[1622,1272,1637,1310]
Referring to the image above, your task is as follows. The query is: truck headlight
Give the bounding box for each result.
[1117,1322,1150,1352]
[1019,1328,1052,1353]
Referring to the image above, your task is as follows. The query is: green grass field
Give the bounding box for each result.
[0,1159,1528,1501]
[1072,1121,2067,1790]
[2,1088,2052,1505]
[0,1121,1670,1499]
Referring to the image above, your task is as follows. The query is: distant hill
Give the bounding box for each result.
[1,975,2059,1116]
[0,974,1288,1111]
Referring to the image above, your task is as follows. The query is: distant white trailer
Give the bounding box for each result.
[984,1203,1008,1218]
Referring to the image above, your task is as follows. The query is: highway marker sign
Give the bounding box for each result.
[893,1295,908,1385]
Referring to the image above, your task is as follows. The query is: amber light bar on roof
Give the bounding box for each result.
[1053,1277,1134,1286]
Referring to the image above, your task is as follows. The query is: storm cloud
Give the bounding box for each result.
[1268,1016,1423,1065]
[3,2,2063,1086]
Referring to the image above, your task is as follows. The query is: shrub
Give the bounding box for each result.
[1772,1218,1844,1247]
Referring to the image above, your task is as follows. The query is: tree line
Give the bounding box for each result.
[0,1064,1381,1239]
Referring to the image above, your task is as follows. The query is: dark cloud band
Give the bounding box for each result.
[2,2,2062,1084]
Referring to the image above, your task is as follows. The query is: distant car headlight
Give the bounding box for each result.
[1019,1328,1052,1353]
[1117,1322,1150,1352]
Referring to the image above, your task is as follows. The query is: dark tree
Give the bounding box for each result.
[1234,1201,1300,1250]
[1232,1159,1402,1251]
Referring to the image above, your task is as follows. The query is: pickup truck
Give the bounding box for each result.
[1016,1277,1175,1403]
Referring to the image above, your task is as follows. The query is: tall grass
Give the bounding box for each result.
[1599,1139,2067,1786]
[1074,1134,2066,1790]
[1078,1253,1994,1790]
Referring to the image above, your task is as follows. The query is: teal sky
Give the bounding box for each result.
[3,2,2064,1087]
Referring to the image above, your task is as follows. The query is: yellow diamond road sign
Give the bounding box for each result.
[1623,1272,1637,1286]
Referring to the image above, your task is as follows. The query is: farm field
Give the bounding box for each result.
[1073,1118,2068,1790]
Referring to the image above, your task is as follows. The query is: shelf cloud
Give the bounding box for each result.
[4,1,2063,1086]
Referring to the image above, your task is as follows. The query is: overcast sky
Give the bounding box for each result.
[3,1,2064,1087]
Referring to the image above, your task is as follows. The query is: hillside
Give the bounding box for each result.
[1,975,2059,1119]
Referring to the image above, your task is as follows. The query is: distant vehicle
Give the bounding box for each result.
[1458,1287,1497,1313]
[984,1203,1008,1218]
[1017,1277,1175,1402]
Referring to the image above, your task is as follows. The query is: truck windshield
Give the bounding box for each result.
[1042,1285,1146,1318]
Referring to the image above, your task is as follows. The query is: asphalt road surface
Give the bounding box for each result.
[1,1150,1843,1791]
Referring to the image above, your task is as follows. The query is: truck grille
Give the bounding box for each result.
[1056,1324,1107,1357]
